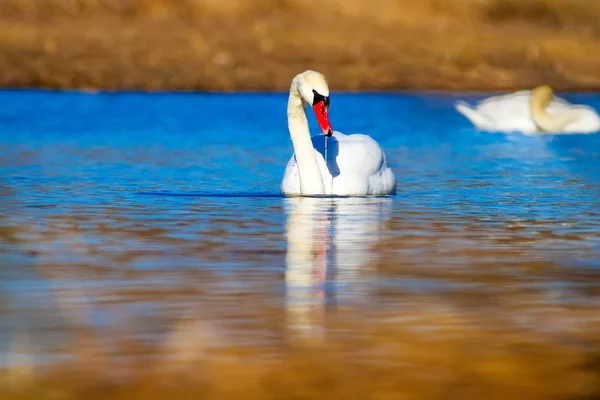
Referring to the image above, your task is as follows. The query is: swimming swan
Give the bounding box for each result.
[455,85,600,134]
[281,70,396,196]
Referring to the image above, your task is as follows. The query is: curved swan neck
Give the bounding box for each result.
[530,86,577,132]
[288,79,325,195]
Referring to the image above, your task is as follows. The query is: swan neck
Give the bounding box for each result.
[530,90,576,131]
[288,81,325,195]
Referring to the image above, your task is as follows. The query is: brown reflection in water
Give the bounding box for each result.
[0,202,599,399]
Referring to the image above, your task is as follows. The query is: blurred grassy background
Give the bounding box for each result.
[1,0,600,90]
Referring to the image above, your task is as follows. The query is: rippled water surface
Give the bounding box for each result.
[1,90,600,396]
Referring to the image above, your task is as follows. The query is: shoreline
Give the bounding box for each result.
[3,87,600,95]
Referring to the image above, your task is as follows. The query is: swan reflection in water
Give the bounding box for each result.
[284,196,393,342]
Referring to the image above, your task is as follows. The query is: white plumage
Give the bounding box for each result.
[281,70,396,196]
[281,131,396,196]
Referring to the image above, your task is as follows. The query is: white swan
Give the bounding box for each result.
[281,70,396,196]
[455,85,600,134]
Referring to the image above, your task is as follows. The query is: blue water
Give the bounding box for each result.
[1,90,600,363]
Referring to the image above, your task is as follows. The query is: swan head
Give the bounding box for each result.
[294,70,333,137]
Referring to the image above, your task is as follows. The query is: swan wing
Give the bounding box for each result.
[455,101,493,130]
[316,132,396,195]
[281,155,301,195]
[475,91,573,120]
[555,105,600,133]
[475,91,536,131]
[455,92,533,131]
[282,132,396,196]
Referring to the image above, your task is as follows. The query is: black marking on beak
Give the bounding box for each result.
[312,89,330,108]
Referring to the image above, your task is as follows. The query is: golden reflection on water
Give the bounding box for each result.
[0,196,599,399]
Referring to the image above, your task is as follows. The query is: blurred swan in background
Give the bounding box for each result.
[284,196,392,342]
[455,85,600,134]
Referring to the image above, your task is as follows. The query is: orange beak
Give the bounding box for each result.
[313,101,333,137]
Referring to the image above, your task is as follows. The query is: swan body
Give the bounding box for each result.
[281,70,396,196]
[282,131,396,196]
[455,86,600,134]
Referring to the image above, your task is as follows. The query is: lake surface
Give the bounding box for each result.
[0,90,599,395]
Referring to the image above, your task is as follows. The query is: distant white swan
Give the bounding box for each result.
[455,85,600,134]
[281,70,396,196]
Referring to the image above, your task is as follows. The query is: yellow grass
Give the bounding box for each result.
[1,0,600,90]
